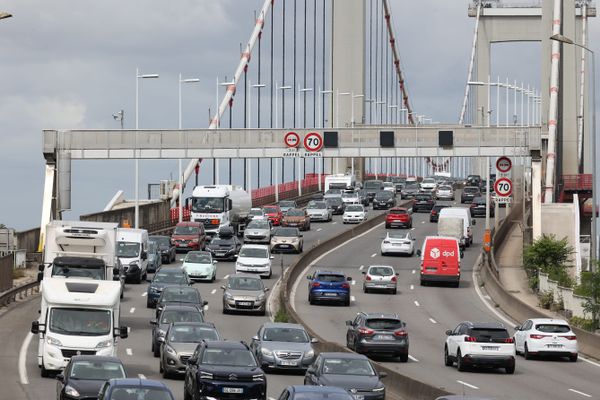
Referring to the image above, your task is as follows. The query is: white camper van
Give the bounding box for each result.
[116,228,149,284]
[31,278,127,377]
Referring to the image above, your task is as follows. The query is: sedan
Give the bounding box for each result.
[346,312,409,362]
[182,251,217,282]
[362,265,399,294]
[149,235,176,264]
[271,227,304,253]
[281,208,311,231]
[222,273,270,315]
[244,219,272,244]
[380,231,415,257]
[307,201,333,222]
[150,305,205,357]
[56,356,126,400]
[276,386,355,400]
[513,318,578,361]
[343,204,367,224]
[251,322,317,371]
[304,353,387,400]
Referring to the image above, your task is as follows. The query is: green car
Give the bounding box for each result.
[182,251,217,282]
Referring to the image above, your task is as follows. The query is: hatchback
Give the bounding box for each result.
[372,191,396,210]
[182,251,217,282]
[307,270,352,306]
[56,356,126,400]
[222,273,270,315]
[155,286,207,320]
[413,193,435,212]
[263,205,284,226]
[362,265,399,294]
[436,185,455,200]
[244,220,272,244]
[346,312,409,362]
[251,322,317,371]
[99,378,175,400]
[326,197,346,215]
[380,231,415,257]
[343,204,367,224]
[270,227,304,253]
[470,196,494,218]
[385,207,412,228]
[513,318,578,361]
[235,244,273,278]
[307,201,333,222]
[151,305,205,357]
[430,203,451,222]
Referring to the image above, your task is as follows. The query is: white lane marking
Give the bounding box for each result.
[456,380,479,390]
[127,327,132,334]
[211,289,217,295]
[568,389,592,398]
[224,275,229,279]
[414,300,420,307]
[411,227,415,231]
[351,280,356,285]
[580,356,600,368]
[18,332,33,385]
[429,318,437,324]
[138,374,147,379]
[290,222,385,311]
[371,253,376,258]
[411,269,416,274]
[350,296,355,302]
[408,355,419,362]
[359,265,364,270]
[141,292,147,297]
[269,397,277,400]
[421,221,425,224]
[332,222,337,225]
[129,307,135,314]
[126,348,133,356]
[317,228,323,232]
[410,284,414,290]
[203,305,209,311]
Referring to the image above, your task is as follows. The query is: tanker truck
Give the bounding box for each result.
[189,185,252,236]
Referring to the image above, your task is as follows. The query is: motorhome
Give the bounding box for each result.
[31,278,128,377]
[324,174,356,192]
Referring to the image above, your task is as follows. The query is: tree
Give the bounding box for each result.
[523,234,574,290]
[581,269,600,330]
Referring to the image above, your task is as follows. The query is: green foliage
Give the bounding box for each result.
[274,309,290,323]
[523,234,574,290]
[539,291,554,309]
[569,316,596,332]
[574,271,595,297]
[580,267,600,330]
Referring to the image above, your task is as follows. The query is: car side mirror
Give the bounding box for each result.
[306,366,316,374]
[252,335,259,341]
[311,337,319,343]
[345,320,353,326]
[306,275,313,280]
[31,321,44,334]
[416,249,422,256]
[56,373,64,382]
[379,371,388,378]
[264,288,270,292]
[361,271,366,275]
[203,300,209,307]
[460,251,464,259]
[395,273,400,276]
[113,267,121,276]
[445,330,453,336]
[347,277,352,281]
[221,285,226,290]
[37,272,44,283]
[472,220,476,225]
[150,319,157,325]
[299,234,303,237]
[38,264,45,272]
[157,336,165,343]
[514,325,521,331]
[118,326,129,339]
[141,251,147,260]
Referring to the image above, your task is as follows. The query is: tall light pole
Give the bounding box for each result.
[551,33,597,261]
[135,68,159,229]
[178,75,200,222]
[0,12,12,20]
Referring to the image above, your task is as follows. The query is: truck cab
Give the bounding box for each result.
[189,185,251,236]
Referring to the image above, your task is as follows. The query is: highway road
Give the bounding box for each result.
[5,207,386,400]
[292,204,600,400]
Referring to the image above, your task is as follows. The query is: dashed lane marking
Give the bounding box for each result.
[204,305,209,311]
[317,228,323,232]
[138,374,146,379]
[129,307,135,314]
[359,265,364,270]
[408,355,419,362]
[224,275,229,279]
[332,222,337,225]
[568,389,592,398]
[351,280,356,285]
[429,318,437,324]
[126,348,133,356]
[414,300,420,307]
[19,332,33,385]
[211,289,217,295]
[141,292,147,297]
[412,269,416,274]
[350,296,356,302]
[371,253,376,258]
[410,284,414,290]
[456,380,479,390]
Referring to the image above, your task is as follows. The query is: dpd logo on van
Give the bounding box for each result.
[430,248,440,259]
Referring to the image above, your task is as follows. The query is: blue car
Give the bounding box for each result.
[99,378,175,400]
[307,270,352,306]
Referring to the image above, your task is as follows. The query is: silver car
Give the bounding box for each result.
[222,273,270,315]
[244,219,272,244]
[436,185,455,200]
[251,322,317,371]
[306,201,332,222]
[362,265,399,294]
[159,322,220,378]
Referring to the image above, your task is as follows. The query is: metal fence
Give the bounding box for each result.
[0,254,13,292]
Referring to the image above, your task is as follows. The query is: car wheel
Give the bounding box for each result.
[363,286,368,294]
[344,298,350,306]
[456,349,466,371]
[569,354,578,362]
[309,294,315,305]
[153,343,160,357]
[444,346,453,366]
[409,222,413,228]
[524,343,532,360]
[159,360,164,373]
[420,279,426,286]
[385,224,390,229]
[399,353,408,363]
[184,388,192,400]
[211,271,216,282]
[505,365,515,374]
[392,288,397,295]
[40,361,49,378]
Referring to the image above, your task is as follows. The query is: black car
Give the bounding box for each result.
[461,186,481,203]
[99,378,175,400]
[304,352,387,400]
[150,304,205,357]
[372,191,396,210]
[277,385,355,400]
[56,356,126,400]
[400,183,420,199]
[470,196,494,217]
[206,234,242,260]
[150,235,177,264]
[430,203,451,222]
[413,193,435,212]
[394,182,405,193]
[155,286,208,319]
[345,312,409,362]
[466,174,482,187]
[326,197,346,215]
[357,189,370,206]
[363,180,384,203]
[146,268,191,308]
[184,341,267,400]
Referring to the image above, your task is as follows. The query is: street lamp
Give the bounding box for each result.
[249,81,266,188]
[0,12,12,20]
[178,75,200,222]
[551,33,597,261]
[135,68,159,229]
[214,79,235,185]
[336,91,351,128]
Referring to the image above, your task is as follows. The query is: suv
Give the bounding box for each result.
[385,207,412,228]
[307,270,352,306]
[222,273,270,315]
[263,205,283,226]
[444,322,515,374]
[171,222,206,252]
[460,186,481,204]
[470,196,494,217]
[281,208,311,231]
[413,193,435,212]
[184,341,267,400]
[345,312,409,362]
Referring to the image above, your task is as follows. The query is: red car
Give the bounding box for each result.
[385,207,412,229]
[263,205,283,226]
[170,222,206,251]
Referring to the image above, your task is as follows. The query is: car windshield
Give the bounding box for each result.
[433,205,448,211]
[201,348,257,367]
[470,328,509,340]
[327,198,343,206]
[192,197,224,213]
[388,232,407,239]
[239,247,268,258]
[286,209,305,217]
[279,201,295,208]
[50,308,111,336]
[346,205,363,212]
[375,192,393,199]
[423,179,435,184]
[150,237,171,248]
[308,201,327,209]
[464,187,479,193]
[368,266,394,276]
[342,192,356,198]
[160,310,204,324]
[416,195,431,201]
[116,242,140,258]
[228,277,264,290]
[316,274,345,282]
[109,388,173,400]
[69,360,125,380]
[262,327,309,342]
[185,252,212,263]
[322,358,375,376]
[169,325,219,343]
[161,288,199,303]
[249,209,264,216]
[365,318,403,330]
[364,181,382,189]
[389,209,407,215]
[405,184,419,190]
[473,197,486,204]
[247,220,270,229]
[174,225,199,235]
[535,324,571,333]
[439,186,452,191]
[209,238,234,246]
[51,264,104,280]
[273,228,299,237]
[326,189,342,195]
[294,394,352,400]
[153,271,186,284]
[263,207,279,214]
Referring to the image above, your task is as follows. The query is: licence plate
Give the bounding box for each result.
[238,301,252,306]
[280,360,298,366]
[547,344,563,349]
[323,292,337,297]
[353,396,364,400]
[280,245,291,248]
[426,267,437,271]
[374,334,395,340]
[223,388,243,394]
[179,243,188,247]
[481,346,499,351]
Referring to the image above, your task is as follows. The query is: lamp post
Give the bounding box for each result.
[178,75,200,222]
[298,86,313,184]
[250,82,266,188]
[551,33,597,261]
[215,79,235,185]
[0,12,12,20]
[135,68,159,229]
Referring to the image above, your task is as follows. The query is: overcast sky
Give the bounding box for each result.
[0,0,597,230]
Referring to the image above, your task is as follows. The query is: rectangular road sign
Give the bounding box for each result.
[495,196,512,204]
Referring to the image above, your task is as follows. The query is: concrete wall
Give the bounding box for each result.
[15,228,40,254]
[539,272,588,318]
[80,200,170,229]
[541,202,578,279]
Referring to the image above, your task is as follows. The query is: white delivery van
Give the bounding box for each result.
[116,228,149,283]
[31,278,128,377]
[438,207,476,247]
[437,217,466,249]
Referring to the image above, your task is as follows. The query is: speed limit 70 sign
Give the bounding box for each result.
[494,177,513,197]
[304,132,323,152]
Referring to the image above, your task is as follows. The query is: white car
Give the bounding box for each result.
[306,201,332,222]
[341,191,360,205]
[436,185,455,200]
[381,231,415,256]
[513,318,578,361]
[248,207,267,221]
[382,182,396,193]
[182,251,217,282]
[235,244,274,278]
[343,205,367,224]
[420,177,437,192]
[362,265,398,294]
[444,321,516,374]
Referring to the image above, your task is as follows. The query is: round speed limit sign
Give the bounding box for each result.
[494,177,513,197]
[303,132,323,152]
[284,131,300,148]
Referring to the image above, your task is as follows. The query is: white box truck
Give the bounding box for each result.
[189,185,252,236]
[437,216,466,249]
[31,278,128,376]
[325,174,356,192]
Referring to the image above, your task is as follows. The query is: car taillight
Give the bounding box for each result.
[564,335,577,340]
[394,330,407,337]
[358,328,375,335]
[431,210,437,215]
[365,275,372,281]
[503,338,514,343]
[391,276,397,282]
[529,334,549,339]
[470,203,476,208]
[464,336,477,342]
[311,282,320,288]
[341,283,350,289]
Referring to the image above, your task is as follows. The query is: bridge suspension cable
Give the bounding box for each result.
[459,0,482,125]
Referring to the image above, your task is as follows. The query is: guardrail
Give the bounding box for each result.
[0,280,39,308]
[279,200,453,400]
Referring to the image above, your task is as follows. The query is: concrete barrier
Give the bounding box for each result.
[280,200,453,400]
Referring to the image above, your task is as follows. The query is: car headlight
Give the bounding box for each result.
[261,347,273,357]
[253,373,265,382]
[157,329,166,338]
[225,292,234,300]
[191,238,199,243]
[64,385,81,398]
[200,371,214,380]
[46,336,62,346]
[257,293,266,301]
[237,262,247,268]
[372,387,385,392]
[165,345,176,355]
[304,349,315,359]
[96,339,112,349]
